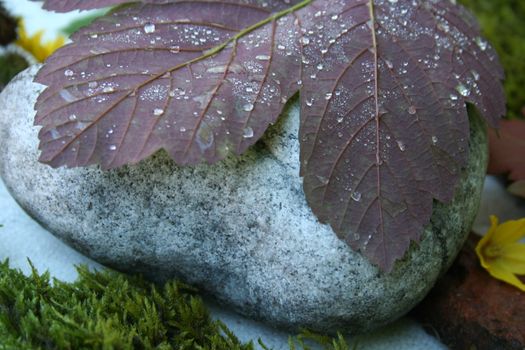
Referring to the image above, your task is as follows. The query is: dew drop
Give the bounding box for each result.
[306,98,314,107]
[68,114,77,121]
[243,103,254,112]
[408,106,417,115]
[153,108,164,116]
[432,136,438,144]
[475,36,487,51]
[337,116,343,123]
[301,37,310,45]
[50,128,60,140]
[109,145,117,151]
[325,92,333,100]
[243,126,254,139]
[397,140,406,151]
[256,55,271,61]
[317,175,330,186]
[144,23,156,34]
[59,89,75,102]
[317,63,324,70]
[450,94,459,101]
[455,83,471,97]
[88,81,98,89]
[180,126,187,132]
[103,86,114,93]
[64,69,74,77]
[385,60,393,69]
[351,191,362,202]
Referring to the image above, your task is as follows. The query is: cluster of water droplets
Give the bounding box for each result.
[140,84,169,102]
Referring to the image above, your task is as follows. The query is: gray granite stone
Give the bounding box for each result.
[0,66,487,333]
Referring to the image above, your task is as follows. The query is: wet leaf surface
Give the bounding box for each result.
[35,0,304,168]
[299,0,505,270]
[34,0,506,271]
[32,0,133,12]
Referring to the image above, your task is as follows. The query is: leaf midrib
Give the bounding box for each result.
[367,0,388,264]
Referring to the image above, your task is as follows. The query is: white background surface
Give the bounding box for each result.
[4,0,98,40]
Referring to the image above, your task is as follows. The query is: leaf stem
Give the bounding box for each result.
[194,0,313,62]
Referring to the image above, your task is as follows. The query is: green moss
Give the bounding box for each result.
[0,260,252,349]
[0,261,354,350]
[0,2,17,46]
[0,53,29,91]
[459,0,525,119]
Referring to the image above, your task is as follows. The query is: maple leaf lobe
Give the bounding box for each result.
[34,0,304,169]
[298,0,505,271]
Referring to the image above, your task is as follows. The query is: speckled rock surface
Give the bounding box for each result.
[0,66,487,333]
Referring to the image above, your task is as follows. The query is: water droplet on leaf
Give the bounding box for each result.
[243,127,254,139]
[475,36,487,51]
[456,83,470,97]
[243,103,254,112]
[144,23,156,34]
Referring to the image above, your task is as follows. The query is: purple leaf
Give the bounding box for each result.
[31,0,133,12]
[34,0,505,272]
[298,0,505,271]
[34,0,305,168]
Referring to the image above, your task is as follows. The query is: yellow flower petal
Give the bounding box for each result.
[476,216,525,292]
[498,259,525,274]
[491,218,525,245]
[16,20,65,63]
[499,243,525,274]
[486,259,525,292]
[475,215,498,267]
[501,242,525,259]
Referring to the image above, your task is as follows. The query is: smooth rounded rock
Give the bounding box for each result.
[0,66,487,333]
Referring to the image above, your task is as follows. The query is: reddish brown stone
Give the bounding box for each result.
[412,234,525,350]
